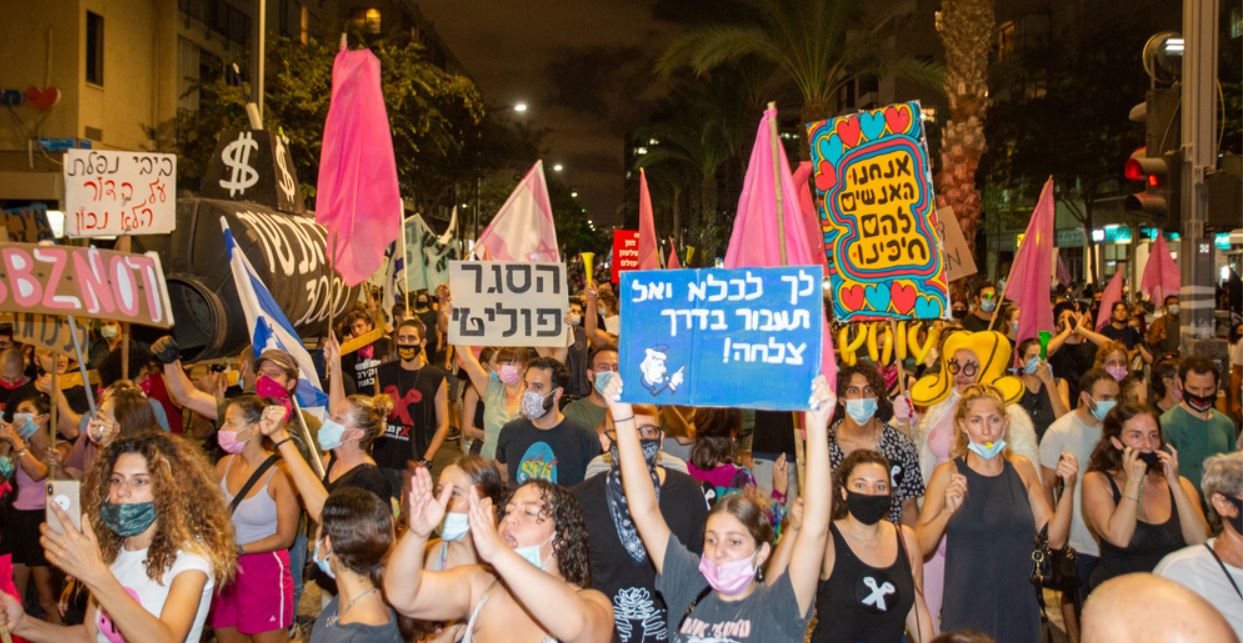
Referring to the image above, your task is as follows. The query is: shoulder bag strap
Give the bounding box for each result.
[228,454,281,515]
[1205,543,1243,602]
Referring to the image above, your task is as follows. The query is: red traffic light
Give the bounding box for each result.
[1125,158,1146,181]
[1147,173,1163,188]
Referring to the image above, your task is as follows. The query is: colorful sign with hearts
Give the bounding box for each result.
[807,101,950,321]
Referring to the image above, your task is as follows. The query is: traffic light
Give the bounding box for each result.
[1124,146,1181,229]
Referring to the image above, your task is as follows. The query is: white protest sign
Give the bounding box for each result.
[448,261,567,347]
[63,149,176,237]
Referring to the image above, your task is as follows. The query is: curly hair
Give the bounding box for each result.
[831,449,892,520]
[1093,341,1129,369]
[951,385,1012,458]
[83,433,237,584]
[1086,402,1165,475]
[836,363,894,423]
[343,394,395,451]
[501,480,591,588]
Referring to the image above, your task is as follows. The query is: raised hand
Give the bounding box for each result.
[466,487,505,564]
[1056,452,1079,485]
[806,375,837,431]
[944,473,968,515]
[1158,444,1180,481]
[41,503,107,587]
[323,329,341,365]
[86,415,118,446]
[599,372,630,419]
[1120,445,1147,481]
[406,466,451,539]
[773,453,789,497]
[259,405,289,439]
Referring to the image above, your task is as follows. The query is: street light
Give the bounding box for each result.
[513,102,528,113]
[553,163,564,173]
[571,191,578,198]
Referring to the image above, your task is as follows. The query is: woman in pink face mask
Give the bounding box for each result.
[453,346,527,461]
[1094,341,1131,383]
[602,373,837,643]
[210,396,299,642]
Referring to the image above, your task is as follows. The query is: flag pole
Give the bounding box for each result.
[290,397,326,479]
[768,101,803,490]
[401,215,411,314]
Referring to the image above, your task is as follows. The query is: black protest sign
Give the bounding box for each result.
[200,129,305,214]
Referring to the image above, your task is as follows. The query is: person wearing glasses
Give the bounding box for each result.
[571,402,708,643]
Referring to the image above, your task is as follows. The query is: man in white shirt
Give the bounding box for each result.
[1039,368,1118,613]
[1157,452,1243,639]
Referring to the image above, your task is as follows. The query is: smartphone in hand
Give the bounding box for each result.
[46,479,81,534]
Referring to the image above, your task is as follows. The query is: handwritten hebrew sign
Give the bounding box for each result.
[0,243,174,328]
[63,149,176,237]
[612,229,639,284]
[448,260,567,347]
[936,207,977,282]
[0,205,54,243]
[619,266,823,410]
[807,101,950,321]
[12,312,76,354]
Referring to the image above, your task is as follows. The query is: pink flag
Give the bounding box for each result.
[1057,252,1072,286]
[476,161,560,262]
[667,237,682,269]
[1001,178,1057,343]
[724,106,836,388]
[1096,269,1125,330]
[791,162,828,271]
[1141,232,1182,303]
[637,169,660,270]
[0,554,26,643]
[315,46,402,286]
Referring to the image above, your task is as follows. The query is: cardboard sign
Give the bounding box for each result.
[612,229,640,284]
[619,266,823,410]
[937,207,978,282]
[807,101,950,321]
[448,261,567,347]
[0,243,174,328]
[63,149,176,237]
[12,312,76,354]
[1,205,54,243]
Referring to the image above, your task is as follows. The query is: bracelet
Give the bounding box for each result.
[13,447,28,460]
[613,415,634,424]
[273,437,294,450]
[1122,494,1140,503]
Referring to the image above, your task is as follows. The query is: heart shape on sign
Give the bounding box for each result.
[836,116,862,148]
[814,160,838,192]
[25,85,60,110]
[818,133,845,165]
[858,110,886,141]
[913,295,943,319]
[841,284,866,311]
[865,283,892,312]
[890,282,917,315]
[884,104,912,136]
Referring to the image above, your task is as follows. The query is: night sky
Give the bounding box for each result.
[419,1,679,226]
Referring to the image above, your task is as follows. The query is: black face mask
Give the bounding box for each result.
[1224,496,1243,535]
[1185,391,1217,413]
[845,491,891,525]
[1138,451,1162,472]
[952,307,968,320]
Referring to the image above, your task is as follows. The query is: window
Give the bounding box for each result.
[996,21,1016,61]
[350,7,381,34]
[86,11,104,86]
[300,4,309,44]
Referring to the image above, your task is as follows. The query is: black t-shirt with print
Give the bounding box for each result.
[342,337,393,392]
[496,416,600,487]
[372,362,446,469]
[572,470,708,643]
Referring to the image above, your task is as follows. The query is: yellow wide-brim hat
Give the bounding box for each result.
[910,330,1024,407]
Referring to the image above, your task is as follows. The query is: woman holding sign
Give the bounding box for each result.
[603,372,835,642]
[0,432,236,643]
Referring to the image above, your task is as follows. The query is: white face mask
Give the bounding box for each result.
[514,532,555,570]
[440,512,469,541]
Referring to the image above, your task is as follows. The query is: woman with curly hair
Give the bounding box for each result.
[387,469,614,642]
[0,431,236,642]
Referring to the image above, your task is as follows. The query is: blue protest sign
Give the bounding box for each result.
[619,266,823,410]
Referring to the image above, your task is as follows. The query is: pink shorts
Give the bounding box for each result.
[211,550,293,634]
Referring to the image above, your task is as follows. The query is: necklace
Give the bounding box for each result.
[331,587,379,626]
[843,524,883,548]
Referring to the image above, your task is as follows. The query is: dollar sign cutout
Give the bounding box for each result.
[219,131,259,197]
[275,137,296,203]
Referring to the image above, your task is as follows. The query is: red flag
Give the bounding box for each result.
[792,162,828,271]
[724,106,836,388]
[667,237,682,269]
[637,169,660,270]
[1001,178,1056,343]
[476,161,560,262]
[1141,232,1182,304]
[315,46,402,286]
[1096,269,1125,331]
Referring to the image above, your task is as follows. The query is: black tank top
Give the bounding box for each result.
[1091,474,1186,588]
[1019,380,1056,442]
[811,522,915,642]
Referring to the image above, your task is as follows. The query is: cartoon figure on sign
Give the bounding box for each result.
[639,346,684,397]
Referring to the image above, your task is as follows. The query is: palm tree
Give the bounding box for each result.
[936,0,995,253]
[658,0,944,153]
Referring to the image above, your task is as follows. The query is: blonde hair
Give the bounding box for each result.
[951,384,1012,458]
[344,394,395,450]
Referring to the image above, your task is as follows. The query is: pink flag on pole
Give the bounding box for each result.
[1141,232,1182,303]
[637,169,660,270]
[1001,177,1057,343]
[1096,269,1125,330]
[1057,252,1072,286]
[475,161,560,262]
[667,237,682,269]
[315,46,402,286]
[724,106,836,387]
[791,161,828,271]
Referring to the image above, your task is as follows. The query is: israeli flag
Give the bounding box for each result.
[221,218,329,411]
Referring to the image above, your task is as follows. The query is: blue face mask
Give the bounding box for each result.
[979,298,997,313]
[313,538,335,579]
[514,533,554,570]
[1091,399,1116,422]
[968,439,1006,460]
[440,512,469,541]
[13,413,38,440]
[845,398,878,424]
[317,419,347,451]
[594,370,615,397]
[1023,356,1040,376]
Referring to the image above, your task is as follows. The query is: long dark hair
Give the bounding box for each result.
[502,480,592,587]
[1086,402,1165,474]
[708,494,774,547]
[831,449,892,520]
[454,454,504,505]
[321,487,394,589]
[690,408,743,470]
